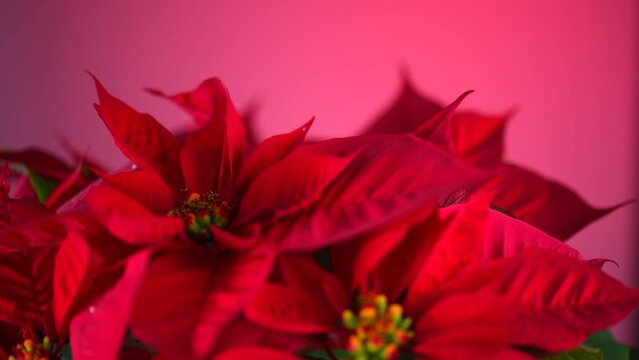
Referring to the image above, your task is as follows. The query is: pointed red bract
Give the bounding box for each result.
[91,168,174,213]
[180,117,226,195]
[53,231,105,338]
[154,77,247,195]
[45,161,85,210]
[413,90,474,154]
[70,250,151,360]
[234,118,314,195]
[246,283,339,334]
[360,75,623,240]
[85,185,185,247]
[261,135,487,252]
[129,249,272,360]
[438,248,639,352]
[451,111,510,168]
[236,153,353,226]
[412,293,531,360]
[91,75,185,192]
[405,195,581,316]
[360,75,441,135]
[487,164,630,240]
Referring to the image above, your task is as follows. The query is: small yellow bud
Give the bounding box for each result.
[348,334,362,351]
[399,317,412,330]
[389,303,403,318]
[43,336,52,351]
[382,344,398,358]
[359,306,377,325]
[342,309,358,329]
[24,338,34,352]
[374,294,388,314]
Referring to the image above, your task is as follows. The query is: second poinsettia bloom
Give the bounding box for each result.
[244,193,639,359]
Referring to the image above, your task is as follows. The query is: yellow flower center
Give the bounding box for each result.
[9,335,53,360]
[341,294,414,360]
[168,192,234,244]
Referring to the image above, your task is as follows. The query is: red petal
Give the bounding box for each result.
[488,164,628,240]
[90,75,184,192]
[0,148,73,181]
[413,293,534,359]
[45,161,84,210]
[92,168,174,213]
[130,249,272,360]
[330,206,433,296]
[276,256,348,314]
[209,224,259,251]
[180,115,226,195]
[413,90,474,154]
[85,186,185,247]
[265,135,487,252]
[406,195,580,315]
[236,153,352,226]
[451,111,510,168]
[70,250,151,360]
[1,164,11,202]
[441,248,639,352]
[213,317,308,355]
[241,102,261,152]
[245,257,348,337]
[165,78,246,195]
[0,247,56,333]
[479,208,581,260]
[234,118,314,196]
[0,215,67,251]
[367,212,451,302]
[214,347,299,360]
[360,74,441,135]
[53,231,94,337]
[245,283,338,334]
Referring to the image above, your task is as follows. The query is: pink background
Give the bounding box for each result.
[1,1,637,343]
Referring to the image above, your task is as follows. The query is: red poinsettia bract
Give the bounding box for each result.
[246,192,639,359]
[60,75,486,359]
[358,76,627,241]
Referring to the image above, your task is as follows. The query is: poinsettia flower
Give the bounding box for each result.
[0,165,79,360]
[356,75,625,240]
[245,192,639,359]
[64,75,485,360]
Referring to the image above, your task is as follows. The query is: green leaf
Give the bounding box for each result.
[60,343,73,360]
[585,331,630,360]
[543,346,603,360]
[28,170,59,203]
[314,247,333,272]
[301,349,351,359]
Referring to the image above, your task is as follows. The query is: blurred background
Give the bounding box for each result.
[1,0,637,343]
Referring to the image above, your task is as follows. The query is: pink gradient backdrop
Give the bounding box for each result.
[1,0,637,342]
